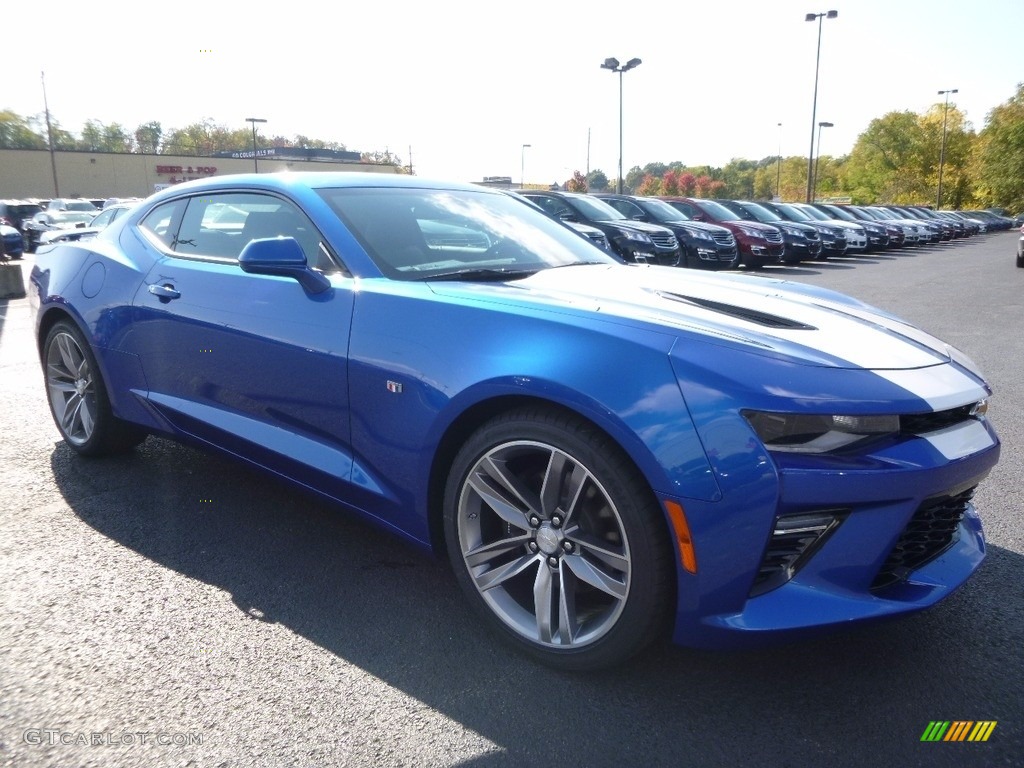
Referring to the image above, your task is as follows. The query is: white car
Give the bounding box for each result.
[38,203,138,246]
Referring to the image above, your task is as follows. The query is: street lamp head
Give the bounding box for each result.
[938,89,959,96]
[806,10,838,21]
[245,117,267,124]
[805,13,817,21]
[623,58,642,71]
[601,57,620,70]
[819,121,834,128]
[522,143,531,149]
[826,10,838,18]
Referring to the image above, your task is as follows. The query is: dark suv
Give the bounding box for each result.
[660,197,784,268]
[593,194,738,270]
[715,199,822,264]
[0,199,44,232]
[520,190,681,265]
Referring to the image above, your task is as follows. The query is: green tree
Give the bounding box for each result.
[0,110,47,148]
[974,83,1024,211]
[134,121,162,153]
[78,120,133,152]
[586,169,610,192]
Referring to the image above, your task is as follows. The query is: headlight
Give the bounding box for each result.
[780,225,802,237]
[687,228,712,240]
[619,228,653,244]
[743,411,900,453]
[737,225,764,238]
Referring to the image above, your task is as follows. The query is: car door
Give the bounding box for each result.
[126,190,357,493]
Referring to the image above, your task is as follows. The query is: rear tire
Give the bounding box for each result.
[43,320,147,456]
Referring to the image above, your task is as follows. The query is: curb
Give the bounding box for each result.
[0,262,27,300]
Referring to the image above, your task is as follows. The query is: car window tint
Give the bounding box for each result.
[90,209,115,229]
[607,199,642,218]
[169,192,334,270]
[140,199,187,248]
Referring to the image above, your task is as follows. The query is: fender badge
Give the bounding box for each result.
[386,380,403,394]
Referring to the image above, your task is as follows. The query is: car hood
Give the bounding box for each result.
[429,264,958,371]
[668,220,732,236]
[603,220,673,236]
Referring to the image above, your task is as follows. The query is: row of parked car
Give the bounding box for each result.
[0,197,142,258]
[517,190,1018,271]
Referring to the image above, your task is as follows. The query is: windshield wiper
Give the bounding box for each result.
[423,268,538,282]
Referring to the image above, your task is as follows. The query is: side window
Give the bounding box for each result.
[89,209,115,229]
[607,200,642,219]
[170,192,336,271]
[139,199,187,248]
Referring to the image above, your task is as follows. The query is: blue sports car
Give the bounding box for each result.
[30,173,1000,670]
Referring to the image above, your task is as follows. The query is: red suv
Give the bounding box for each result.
[661,197,784,268]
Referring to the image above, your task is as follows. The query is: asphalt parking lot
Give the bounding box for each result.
[1,234,1021,768]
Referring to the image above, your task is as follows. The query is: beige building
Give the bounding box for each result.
[0,149,401,200]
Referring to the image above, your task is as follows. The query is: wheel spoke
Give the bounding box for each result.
[78,395,95,436]
[61,393,84,435]
[474,552,538,592]
[463,532,532,568]
[533,562,556,643]
[565,527,629,572]
[56,334,83,378]
[468,456,537,529]
[563,551,628,599]
[557,566,577,644]
[541,452,589,524]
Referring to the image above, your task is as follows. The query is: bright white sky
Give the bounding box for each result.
[4,0,1019,186]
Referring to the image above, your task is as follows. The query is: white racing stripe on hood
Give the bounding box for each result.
[594,267,951,370]
[921,420,995,460]
[874,366,989,411]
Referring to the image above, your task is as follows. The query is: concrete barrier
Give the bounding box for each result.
[0,263,27,299]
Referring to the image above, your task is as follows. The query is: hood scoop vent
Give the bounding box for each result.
[658,292,818,330]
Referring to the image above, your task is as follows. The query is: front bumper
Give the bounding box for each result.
[662,414,999,648]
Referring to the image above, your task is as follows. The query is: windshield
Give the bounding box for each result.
[772,204,813,222]
[565,195,627,221]
[640,198,692,222]
[737,202,782,223]
[819,205,855,222]
[50,212,96,225]
[791,204,831,221]
[319,187,617,280]
[692,199,742,221]
[63,200,98,212]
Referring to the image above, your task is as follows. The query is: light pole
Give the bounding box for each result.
[776,122,783,199]
[805,10,838,202]
[936,88,958,210]
[245,117,267,173]
[601,57,642,194]
[812,121,833,202]
[520,143,531,189]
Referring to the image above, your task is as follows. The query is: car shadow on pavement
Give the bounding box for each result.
[49,437,1022,767]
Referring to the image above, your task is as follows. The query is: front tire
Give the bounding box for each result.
[43,320,146,456]
[443,407,674,670]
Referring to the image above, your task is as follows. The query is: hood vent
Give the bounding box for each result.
[658,292,818,330]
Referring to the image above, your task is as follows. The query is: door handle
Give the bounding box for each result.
[148,283,181,302]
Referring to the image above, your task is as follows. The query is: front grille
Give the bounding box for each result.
[901,405,977,434]
[711,232,735,247]
[648,231,678,249]
[764,230,784,244]
[805,230,820,240]
[750,510,847,596]
[871,487,975,590]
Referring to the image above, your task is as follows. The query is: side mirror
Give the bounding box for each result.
[238,237,330,294]
[557,211,578,223]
